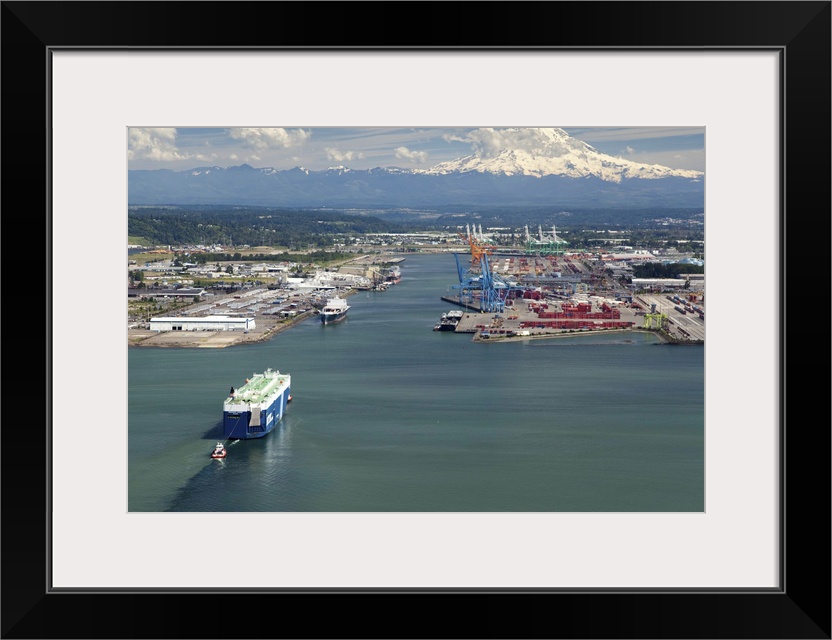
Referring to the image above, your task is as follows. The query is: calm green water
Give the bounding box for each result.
[128,252,704,512]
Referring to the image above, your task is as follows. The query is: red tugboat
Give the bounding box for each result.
[210,442,227,459]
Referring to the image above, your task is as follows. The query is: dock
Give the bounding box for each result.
[440,295,483,312]
[436,292,702,343]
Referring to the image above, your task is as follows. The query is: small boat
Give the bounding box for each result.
[287,395,293,403]
[210,442,227,459]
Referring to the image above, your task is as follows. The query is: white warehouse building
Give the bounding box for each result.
[149,315,255,332]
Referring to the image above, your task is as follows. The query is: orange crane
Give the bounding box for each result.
[458,232,495,268]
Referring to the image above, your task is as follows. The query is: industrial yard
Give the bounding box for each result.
[429,234,703,344]
[434,249,703,343]
[127,254,403,348]
[128,236,704,348]
[441,290,703,343]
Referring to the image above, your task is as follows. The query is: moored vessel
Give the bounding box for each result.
[320,295,350,324]
[223,368,291,439]
[433,309,463,331]
[385,266,401,284]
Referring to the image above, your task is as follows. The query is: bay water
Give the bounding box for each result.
[128,252,704,512]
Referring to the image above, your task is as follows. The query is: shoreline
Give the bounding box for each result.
[129,259,702,348]
[470,327,681,344]
[129,314,695,349]
[128,310,317,348]
[128,287,366,349]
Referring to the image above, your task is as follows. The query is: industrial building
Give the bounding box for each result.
[631,278,688,290]
[149,315,255,332]
[128,286,205,299]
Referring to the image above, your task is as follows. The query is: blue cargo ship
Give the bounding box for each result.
[223,368,291,439]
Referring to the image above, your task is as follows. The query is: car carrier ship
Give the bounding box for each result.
[223,368,291,439]
[320,295,350,324]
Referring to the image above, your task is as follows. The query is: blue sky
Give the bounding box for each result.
[128,127,705,173]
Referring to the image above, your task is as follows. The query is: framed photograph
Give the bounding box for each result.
[5,1,828,638]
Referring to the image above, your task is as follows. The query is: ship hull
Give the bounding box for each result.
[223,384,290,440]
[433,310,462,332]
[321,311,347,324]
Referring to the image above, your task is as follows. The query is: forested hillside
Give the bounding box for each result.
[128,206,413,248]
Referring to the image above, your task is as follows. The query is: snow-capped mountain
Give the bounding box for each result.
[128,128,704,208]
[419,128,702,182]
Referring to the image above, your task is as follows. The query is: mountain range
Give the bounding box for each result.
[128,128,704,209]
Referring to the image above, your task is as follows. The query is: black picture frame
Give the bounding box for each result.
[3,1,829,638]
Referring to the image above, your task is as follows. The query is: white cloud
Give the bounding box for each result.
[465,128,513,157]
[324,147,365,163]
[442,133,469,144]
[228,128,311,151]
[128,128,218,163]
[462,128,573,159]
[394,146,428,163]
[128,128,185,162]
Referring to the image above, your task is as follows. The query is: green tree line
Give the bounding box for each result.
[631,262,704,278]
[128,206,413,249]
[185,250,354,264]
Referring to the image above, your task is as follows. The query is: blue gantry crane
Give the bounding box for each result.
[452,233,515,313]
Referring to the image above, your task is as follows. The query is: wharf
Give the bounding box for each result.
[440,295,482,312]
[437,293,702,344]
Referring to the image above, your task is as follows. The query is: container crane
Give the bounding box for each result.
[643,312,668,330]
[457,231,495,266]
[452,231,514,313]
